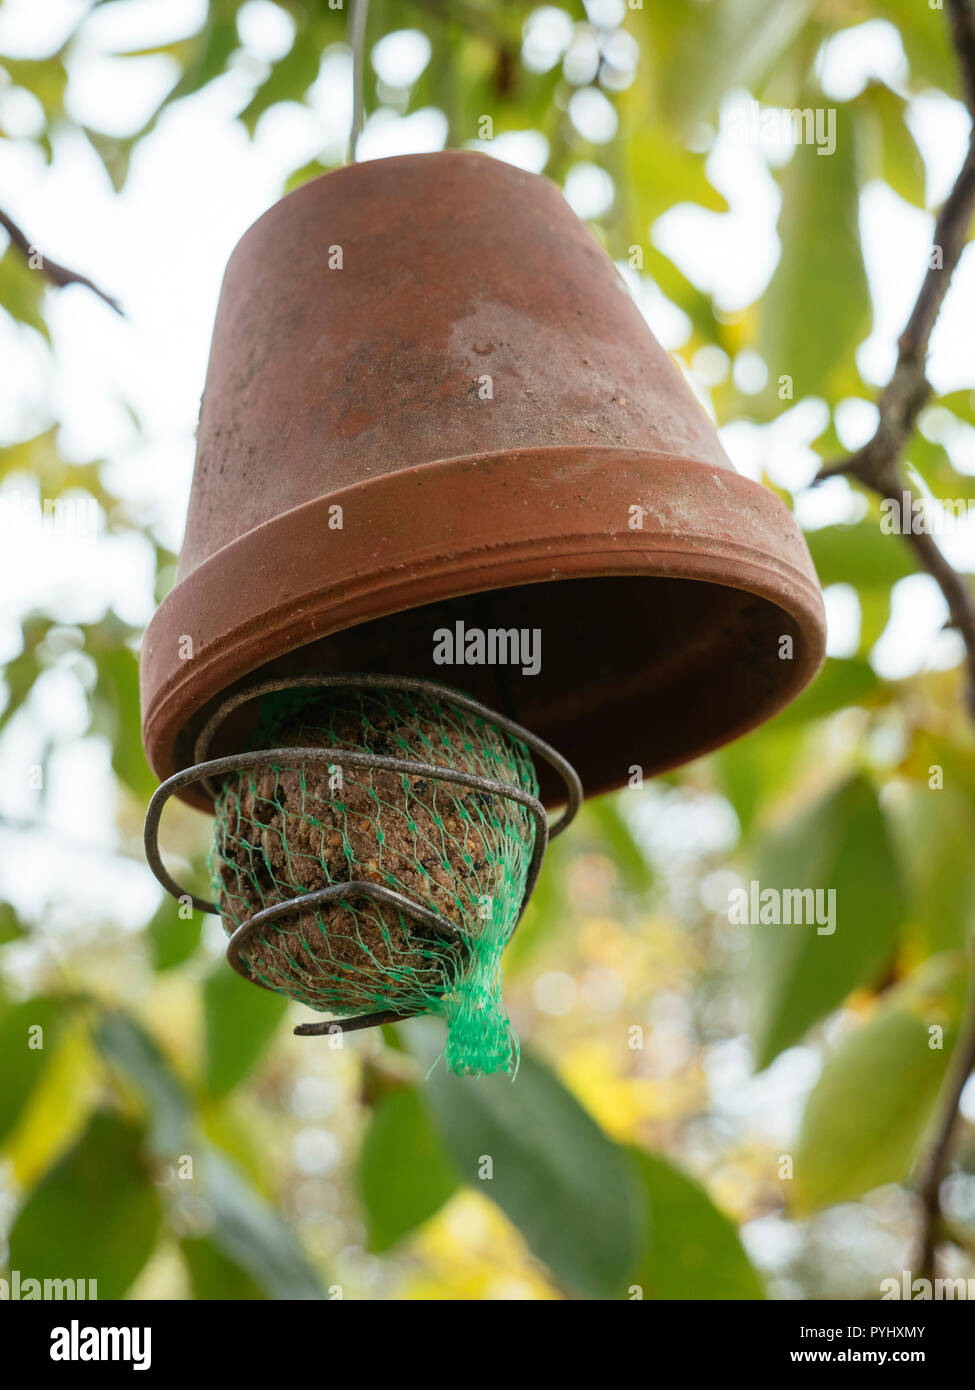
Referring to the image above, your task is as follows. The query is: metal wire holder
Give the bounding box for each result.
[144,674,582,1036]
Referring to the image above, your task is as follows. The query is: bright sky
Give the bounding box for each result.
[0,2,972,948]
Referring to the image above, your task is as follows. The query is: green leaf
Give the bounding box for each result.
[627,1148,764,1300]
[0,901,25,945]
[9,1111,161,1299]
[713,725,804,837]
[358,1085,459,1251]
[83,127,136,193]
[238,38,323,135]
[91,646,157,801]
[95,1009,192,1156]
[418,1032,643,1298]
[203,966,288,1097]
[858,586,894,651]
[906,433,975,510]
[0,428,57,484]
[0,997,62,1148]
[624,127,728,231]
[181,1235,267,1300]
[162,6,239,105]
[586,794,654,894]
[398,0,550,146]
[936,389,975,428]
[284,158,331,195]
[793,954,969,1212]
[197,1146,325,1299]
[90,1009,321,1299]
[888,784,975,956]
[749,775,906,1068]
[855,82,927,208]
[147,893,203,972]
[663,0,817,130]
[87,636,155,800]
[875,1,959,96]
[805,521,919,589]
[908,735,975,806]
[769,656,882,726]
[0,57,68,122]
[0,246,50,339]
[758,104,870,408]
[643,241,719,341]
[501,826,570,976]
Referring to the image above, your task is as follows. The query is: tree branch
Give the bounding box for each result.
[916,952,975,1279]
[813,0,975,726]
[0,207,123,315]
[812,0,975,1283]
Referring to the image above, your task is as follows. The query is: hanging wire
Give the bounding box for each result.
[348,0,370,162]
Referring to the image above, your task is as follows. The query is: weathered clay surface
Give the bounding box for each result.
[141,151,826,809]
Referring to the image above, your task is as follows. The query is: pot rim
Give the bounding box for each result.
[140,443,825,813]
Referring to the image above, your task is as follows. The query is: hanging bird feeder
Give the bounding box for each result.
[141,149,825,1075]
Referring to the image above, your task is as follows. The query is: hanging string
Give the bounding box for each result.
[348,0,369,162]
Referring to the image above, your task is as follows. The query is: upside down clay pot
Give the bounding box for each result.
[140,149,826,808]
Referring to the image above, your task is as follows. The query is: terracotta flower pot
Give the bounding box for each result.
[140,149,825,808]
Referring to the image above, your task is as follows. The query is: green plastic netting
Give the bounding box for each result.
[208,684,539,1076]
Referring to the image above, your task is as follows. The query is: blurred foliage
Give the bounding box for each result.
[1,0,974,1301]
[793,954,968,1213]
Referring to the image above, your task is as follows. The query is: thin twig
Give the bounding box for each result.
[916,954,975,1279]
[813,0,975,725]
[0,208,123,315]
[812,0,975,1281]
